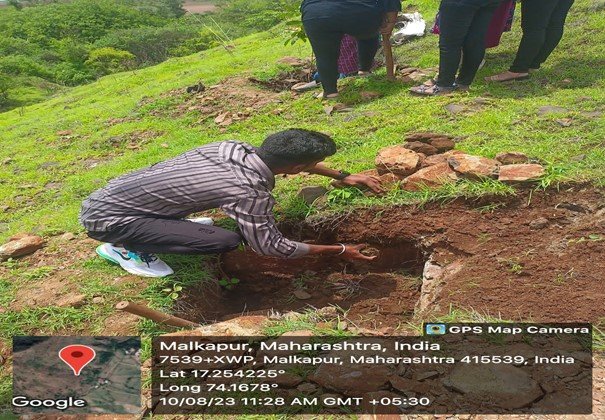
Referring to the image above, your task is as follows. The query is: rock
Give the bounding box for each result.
[405,132,447,143]
[9,233,30,241]
[360,91,381,101]
[389,376,432,394]
[297,186,328,205]
[415,370,440,381]
[498,164,545,182]
[59,232,76,241]
[309,339,397,396]
[92,296,105,304]
[277,56,306,66]
[556,118,573,127]
[429,137,456,152]
[401,163,458,191]
[529,217,549,230]
[186,82,205,94]
[316,306,339,318]
[0,235,45,260]
[297,382,318,393]
[361,391,402,414]
[538,105,568,116]
[495,152,530,165]
[282,330,314,337]
[274,373,304,388]
[293,289,312,300]
[444,103,465,114]
[442,364,543,409]
[421,150,464,168]
[448,154,500,179]
[375,146,422,177]
[404,141,439,156]
[56,293,87,308]
[163,315,268,336]
[283,311,303,321]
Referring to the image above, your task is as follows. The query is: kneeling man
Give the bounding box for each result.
[79,129,382,277]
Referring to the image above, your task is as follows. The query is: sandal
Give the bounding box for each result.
[314,92,340,100]
[485,71,530,82]
[409,84,454,96]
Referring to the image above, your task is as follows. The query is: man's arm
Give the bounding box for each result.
[222,193,375,261]
[306,163,385,194]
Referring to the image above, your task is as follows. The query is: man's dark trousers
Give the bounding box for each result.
[87,218,242,254]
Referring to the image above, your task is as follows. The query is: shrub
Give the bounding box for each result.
[85,47,136,76]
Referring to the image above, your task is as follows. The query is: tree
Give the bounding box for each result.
[0,72,13,106]
[85,47,135,76]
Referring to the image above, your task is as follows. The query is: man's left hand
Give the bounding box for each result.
[340,173,385,194]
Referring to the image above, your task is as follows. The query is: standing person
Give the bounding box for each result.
[291,34,363,92]
[301,0,402,99]
[79,129,383,277]
[410,0,503,96]
[486,0,575,82]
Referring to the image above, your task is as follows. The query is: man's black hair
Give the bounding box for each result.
[257,129,337,169]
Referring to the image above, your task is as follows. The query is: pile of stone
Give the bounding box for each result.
[333,132,545,194]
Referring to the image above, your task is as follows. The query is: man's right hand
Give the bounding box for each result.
[341,244,377,261]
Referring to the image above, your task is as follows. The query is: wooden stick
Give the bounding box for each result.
[115,301,198,328]
[382,34,396,81]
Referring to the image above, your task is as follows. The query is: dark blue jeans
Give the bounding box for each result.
[303,12,382,94]
[510,0,575,72]
[436,0,502,87]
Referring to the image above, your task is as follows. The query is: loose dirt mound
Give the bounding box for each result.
[178,184,605,327]
[138,77,283,126]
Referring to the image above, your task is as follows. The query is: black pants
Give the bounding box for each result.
[303,11,382,94]
[88,218,242,255]
[437,0,502,87]
[509,0,574,72]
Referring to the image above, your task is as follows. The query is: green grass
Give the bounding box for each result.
[1,0,605,412]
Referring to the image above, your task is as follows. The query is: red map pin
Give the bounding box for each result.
[59,345,96,376]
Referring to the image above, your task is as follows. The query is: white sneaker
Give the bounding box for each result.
[187,217,214,225]
[96,243,174,278]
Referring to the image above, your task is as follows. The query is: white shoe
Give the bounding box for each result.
[96,243,174,278]
[187,217,214,225]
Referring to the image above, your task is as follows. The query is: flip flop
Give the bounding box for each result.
[485,72,530,82]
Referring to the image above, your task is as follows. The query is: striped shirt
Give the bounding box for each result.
[79,141,310,258]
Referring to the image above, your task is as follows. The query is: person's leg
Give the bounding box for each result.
[356,36,380,72]
[302,18,343,96]
[90,218,242,255]
[456,0,501,86]
[509,0,559,73]
[435,0,478,88]
[529,0,574,69]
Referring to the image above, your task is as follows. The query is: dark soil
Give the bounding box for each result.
[178,184,605,327]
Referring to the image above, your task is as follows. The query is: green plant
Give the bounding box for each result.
[162,283,183,300]
[218,277,240,290]
[326,187,364,204]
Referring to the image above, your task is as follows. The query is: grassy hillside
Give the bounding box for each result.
[1,0,604,411]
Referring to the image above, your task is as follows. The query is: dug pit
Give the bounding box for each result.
[179,240,425,328]
[176,184,605,329]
